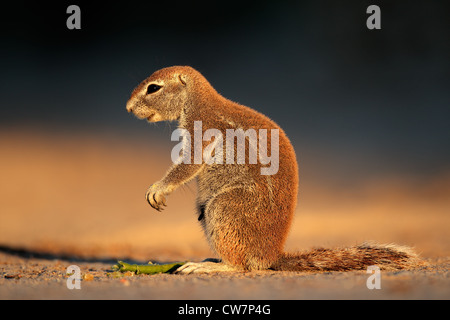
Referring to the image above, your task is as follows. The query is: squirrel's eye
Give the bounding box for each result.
[147,84,162,94]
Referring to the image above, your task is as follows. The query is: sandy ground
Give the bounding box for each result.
[1,129,449,299]
[0,250,448,300]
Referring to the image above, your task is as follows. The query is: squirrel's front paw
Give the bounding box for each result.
[145,183,168,211]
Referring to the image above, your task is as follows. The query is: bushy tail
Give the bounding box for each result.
[272,242,426,272]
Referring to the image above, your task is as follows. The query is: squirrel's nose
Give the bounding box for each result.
[126,100,134,113]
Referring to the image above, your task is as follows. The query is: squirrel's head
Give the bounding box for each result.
[126,66,213,122]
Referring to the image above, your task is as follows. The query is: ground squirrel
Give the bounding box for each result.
[126,66,424,273]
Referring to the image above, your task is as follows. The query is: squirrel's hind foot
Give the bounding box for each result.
[174,260,238,274]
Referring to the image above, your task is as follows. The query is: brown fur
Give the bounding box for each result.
[273,242,425,272]
[126,66,424,272]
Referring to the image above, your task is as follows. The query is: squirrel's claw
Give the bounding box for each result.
[146,184,168,211]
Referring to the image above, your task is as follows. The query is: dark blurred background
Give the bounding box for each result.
[1,0,449,186]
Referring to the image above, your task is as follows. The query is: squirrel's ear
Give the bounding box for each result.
[178,74,187,86]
